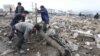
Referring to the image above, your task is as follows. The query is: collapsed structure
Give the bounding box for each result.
[0,14,100,56]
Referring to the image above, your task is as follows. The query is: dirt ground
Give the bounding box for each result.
[0,16,60,56]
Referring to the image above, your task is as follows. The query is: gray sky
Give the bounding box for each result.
[0,0,100,12]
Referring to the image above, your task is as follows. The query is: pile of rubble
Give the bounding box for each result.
[47,16,100,56]
[1,15,100,56]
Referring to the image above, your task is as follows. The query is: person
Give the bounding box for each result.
[10,7,12,13]
[14,22,41,52]
[8,11,29,42]
[94,13,99,19]
[15,2,24,15]
[79,12,82,16]
[38,5,49,32]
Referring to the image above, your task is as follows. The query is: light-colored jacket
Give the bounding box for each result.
[15,22,34,38]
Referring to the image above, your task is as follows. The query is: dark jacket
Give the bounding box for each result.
[15,6,24,14]
[94,13,99,19]
[10,14,25,26]
[38,8,49,23]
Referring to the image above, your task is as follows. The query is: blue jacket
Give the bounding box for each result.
[15,6,24,14]
[10,14,25,26]
[39,8,49,23]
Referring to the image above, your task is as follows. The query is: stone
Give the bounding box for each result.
[85,42,91,46]
[95,34,100,43]
[26,48,30,51]
[47,28,56,36]
[71,30,93,36]
[73,33,79,38]
[75,53,80,56]
[96,43,100,48]
[36,52,41,56]
[83,45,93,49]
[65,43,79,51]
[3,33,7,36]
[0,49,14,56]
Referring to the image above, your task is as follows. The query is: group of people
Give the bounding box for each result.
[8,2,49,53]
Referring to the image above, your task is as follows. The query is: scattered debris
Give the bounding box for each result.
[0,49,14,56]
[75,53,80,56]
[1,15,100,56]
[36,52,41,56]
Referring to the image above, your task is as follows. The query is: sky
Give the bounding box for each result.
[0,0,100,12]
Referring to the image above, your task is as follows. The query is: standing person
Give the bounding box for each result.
[94,13,99,19]
[8,11,29,42]
[15,2,24,15]
[14,22,41,52]
[38,5,49,33]
[10,7,12,14]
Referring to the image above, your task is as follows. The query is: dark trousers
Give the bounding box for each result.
[43,20,49,33]
[16,29,24,50]
[9,26,24,50]
[9,26,15,40]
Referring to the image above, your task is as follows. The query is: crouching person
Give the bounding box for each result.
[8,11,29,43]
[14,22,41,52]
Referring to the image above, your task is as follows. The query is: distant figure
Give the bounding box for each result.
[94,13,99,19]
[38,5,49,32]
[79,12,86,19]
[10,7,12,13]
[79,12,82,16]
[15,2,24,15]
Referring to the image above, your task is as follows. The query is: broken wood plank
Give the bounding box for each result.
[39,32,66,56]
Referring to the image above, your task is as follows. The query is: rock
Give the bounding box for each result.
[96,43,100,48]
[19,50,26,54]
[59,32,69,38]
[95,34,100,43]
[26,48,30,51]
[0,49,14,56]
[36,52,41,56]
[65,43,79,51]
[86,41,95,45]
[3,33,7,36]
[47,28,56,36]
[71,30,93,36]
[73,33,79,38]
[75,53,80,56]
[53,25,59,29]
[85,42,91,46]
[83,45,93,49]
[94,34,100,48]
[59,37,66,44]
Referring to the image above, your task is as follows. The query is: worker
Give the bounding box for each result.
[14,22,41,52]
[10,7,12,14]
[15,2,24,15]
[38,5,49,33]
[94,13,99,19]
[8,11,29,42]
